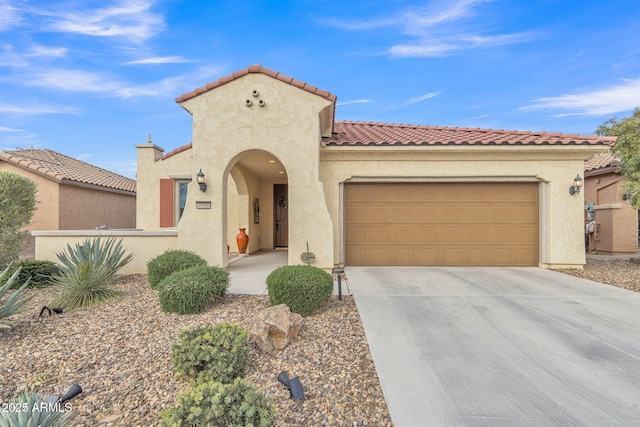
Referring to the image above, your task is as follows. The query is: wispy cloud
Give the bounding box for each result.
[337,99,371,106]
[24,68,122,92]
[0,126,23,132]
[42,0,165,43]
[0,102,77,115]
[464,114,489,121]
[324,0,533,57]
[27,45,68,58]
[405,91,442,105]
[15,63,226,98]
[521,78,640,117]
[0,1,21,31]
[124,56,190,65]
[321,16,398,31]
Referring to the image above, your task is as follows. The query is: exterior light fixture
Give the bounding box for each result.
[332,267,345,301]
[196,169,207,192]
[569,174,583,195]
[57,384,83,403]
[277,371,304,401]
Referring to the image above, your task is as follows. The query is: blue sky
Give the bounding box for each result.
[1,0,639,179]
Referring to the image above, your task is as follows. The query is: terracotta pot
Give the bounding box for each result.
[236,228,249,254]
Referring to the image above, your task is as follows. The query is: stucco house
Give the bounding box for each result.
[583,152,639,254]
[0,149,136,256]
[34,65,616,273]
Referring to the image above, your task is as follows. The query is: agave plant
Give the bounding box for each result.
[51,237,133,310]
[0,392,71,427]
[0,265,32,329]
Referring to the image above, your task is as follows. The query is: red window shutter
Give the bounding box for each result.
[159,179,174,227]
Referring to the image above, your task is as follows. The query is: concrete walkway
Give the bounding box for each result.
[346,266,640,427]
[226,250,288,295]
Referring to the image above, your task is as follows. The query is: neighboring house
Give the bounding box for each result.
[34,65,615,274]
[0,149,136,257]
[583,152,638,254]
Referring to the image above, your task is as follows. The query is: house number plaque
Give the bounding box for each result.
[196,201,211,209]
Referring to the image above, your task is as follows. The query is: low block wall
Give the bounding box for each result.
[32,230,179,275]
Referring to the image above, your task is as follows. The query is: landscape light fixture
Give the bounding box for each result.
[277,371,305,401]
[196,169,207,192]
[569,174,583,195]
[57,384,83,403]
[332,267,345,301]
[39,306,63,317]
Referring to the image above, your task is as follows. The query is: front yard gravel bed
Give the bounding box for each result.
[554,258,640,293]
[0,275,392,426]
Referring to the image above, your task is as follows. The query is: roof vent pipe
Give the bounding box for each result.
[245,99,252,106]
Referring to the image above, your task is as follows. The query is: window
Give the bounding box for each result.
[176,181,189,224]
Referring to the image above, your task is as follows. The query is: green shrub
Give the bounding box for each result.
[0,391,72,426]
[147,249,207,289]
[161,378,275,427]
[171,323,249,385]
[0,265,32,329]
[1,260,60,289]
[0,171,37,270]
[158,265,229,314]
[266,264,333,316]
[50,237,133,310]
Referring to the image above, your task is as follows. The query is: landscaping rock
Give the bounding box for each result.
[248,304,303,353]
[0,275,387,426]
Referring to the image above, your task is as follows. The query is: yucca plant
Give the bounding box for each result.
[0,392,71,427]
[0,265,32,329]
[51,237,133,310]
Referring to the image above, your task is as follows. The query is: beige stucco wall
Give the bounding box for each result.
[0,162,60,230]
[136,144,193,230]
[320,146,607,268]
[140,73,335,268]
[584,172,638,254]
[129,71,611,270]
[58,185,136,230]
[33,230,178,275]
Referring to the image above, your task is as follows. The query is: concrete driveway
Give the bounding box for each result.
[346,266,640,427]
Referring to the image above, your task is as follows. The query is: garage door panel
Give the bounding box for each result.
[466,227,489,242]
[345,183,538,266]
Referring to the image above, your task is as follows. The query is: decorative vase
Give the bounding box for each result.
[236,228,249,254]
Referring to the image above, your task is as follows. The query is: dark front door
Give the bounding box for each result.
[274,184,288,247]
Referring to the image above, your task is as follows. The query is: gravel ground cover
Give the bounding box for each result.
[554,258,640,292]
[0,275,392,426]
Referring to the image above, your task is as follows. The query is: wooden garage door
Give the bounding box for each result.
[345,182,538,266]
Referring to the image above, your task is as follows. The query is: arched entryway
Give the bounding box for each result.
[224,149,288,258]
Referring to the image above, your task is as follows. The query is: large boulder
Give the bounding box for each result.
[249,304,303,353]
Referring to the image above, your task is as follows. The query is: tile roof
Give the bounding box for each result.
[584,151,620,172]
[0,149,136,194]
[175,64,337,104]
[324,121,618,147]
[161,143,192,160]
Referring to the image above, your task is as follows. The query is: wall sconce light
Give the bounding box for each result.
[569,174,583,195]
[196,169,207,192]
[623,193,632,201]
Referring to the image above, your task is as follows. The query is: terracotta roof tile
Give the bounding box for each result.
[161,143,193,160]
[0,149,136,193]
[175,65,336,104]
[323,121,617,147]
[584,152,620,172]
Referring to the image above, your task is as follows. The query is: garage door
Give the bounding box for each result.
[345,182,538,266]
